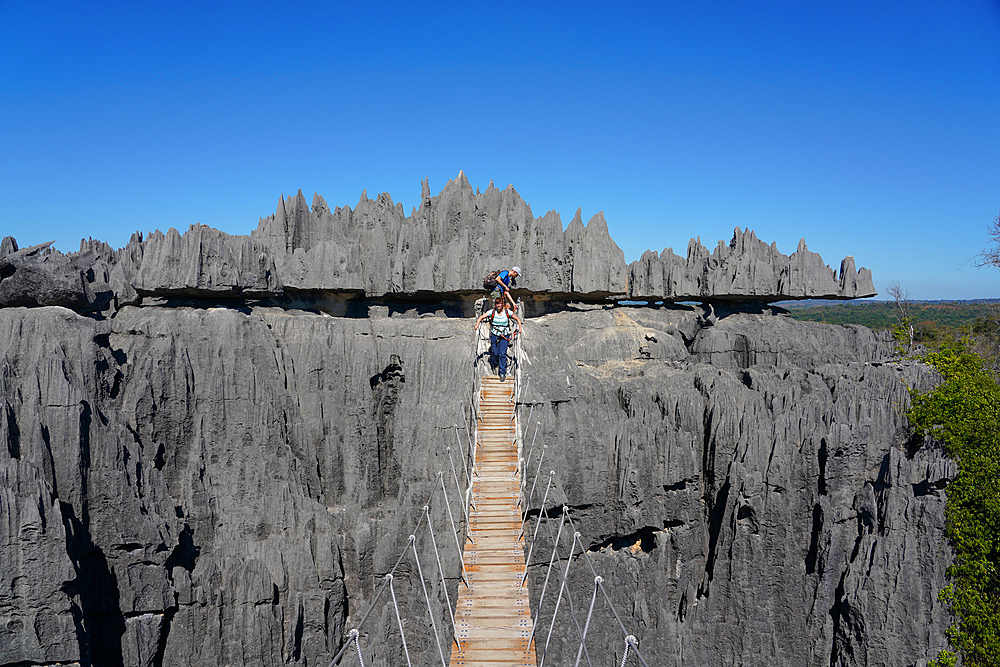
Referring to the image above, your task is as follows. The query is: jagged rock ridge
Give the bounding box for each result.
[5,174,874,312]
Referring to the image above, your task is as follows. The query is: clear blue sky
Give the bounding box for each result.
[2,1,998,299]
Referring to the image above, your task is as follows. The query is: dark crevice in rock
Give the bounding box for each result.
[370,355,404,501]
[0,263,15,280]
[735,504,759,533]
[164,524,199,574]
[587,526,661,553]
[662,477,696,493]
[818,438,828,496]
[700,478,731,597]
[617,386,632,416]
[523,503,596,520]
[739,370,753,390]
[41,424,58,500]
[152,607,176,667]
[153,442,166,470]
[60,501,126,667]
[904,432,925,459]
[829,571,849,667]
[805,504,823,575]
[912,478,948,497]
[79,400,92,471]
[292,603,305,662]
[874,454,891,535]
[5,403,20,459]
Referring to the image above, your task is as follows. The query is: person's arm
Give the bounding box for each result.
[504,289,516,310]
[473,310,492,329]
[512,313,523,335]
[494,274,507,291]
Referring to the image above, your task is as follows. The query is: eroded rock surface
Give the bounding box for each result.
[4,175,874,309]
[1,178,941,666]
[0,299,950,666]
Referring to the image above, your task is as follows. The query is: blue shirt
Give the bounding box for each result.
[497,270,512,289]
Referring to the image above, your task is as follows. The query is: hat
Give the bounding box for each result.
[511,266,522,275]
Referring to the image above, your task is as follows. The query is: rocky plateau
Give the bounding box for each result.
[0,176,950,667]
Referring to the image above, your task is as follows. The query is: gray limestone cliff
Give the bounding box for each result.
[1,178,947,667]
[0,301,951,666]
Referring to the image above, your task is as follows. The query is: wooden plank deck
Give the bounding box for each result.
[449,375,537,667]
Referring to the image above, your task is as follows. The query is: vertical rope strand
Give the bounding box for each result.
[445,452,472,530]
[438,473,470,585]
[410,536,449,667]
[540,530,579,666]
[573,577,601,667]
[521,472,555,585]
[423,505,460,647]
[386,575,413,667]
[530,511,567,641]
[454,426,472,488]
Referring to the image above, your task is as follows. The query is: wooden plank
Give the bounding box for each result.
[450,377,536,667]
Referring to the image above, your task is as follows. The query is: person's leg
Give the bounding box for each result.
[489,333,500,373]
[497,336,509,378]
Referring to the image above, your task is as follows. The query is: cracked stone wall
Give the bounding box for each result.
[0,300,952,666]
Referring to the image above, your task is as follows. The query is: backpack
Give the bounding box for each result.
[483,269,502,290]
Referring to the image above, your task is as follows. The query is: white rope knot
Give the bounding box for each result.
[422,505,430,512]
[407,534,415,543]
[384,573,393,582]
[348,628,359,639]
[595,575,603,584]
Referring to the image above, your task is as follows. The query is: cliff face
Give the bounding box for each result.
[0,178,945,667]
[0,301,951,666]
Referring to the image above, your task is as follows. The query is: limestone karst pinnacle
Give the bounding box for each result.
[0,175,875,310]
[0,179,951,667]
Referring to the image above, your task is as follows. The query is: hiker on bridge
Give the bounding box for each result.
[483,266,520,310]
[473,294,522,381]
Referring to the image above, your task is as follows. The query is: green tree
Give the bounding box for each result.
[912,343,1000,666]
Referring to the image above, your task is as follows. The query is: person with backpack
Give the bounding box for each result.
[482,266,521,310]
[473,295,522,381]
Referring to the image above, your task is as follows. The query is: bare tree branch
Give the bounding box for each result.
[975,211,1000,269]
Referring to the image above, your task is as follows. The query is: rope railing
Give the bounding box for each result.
[516,467,653,667]
[331,295,653,666]
[328,462,473,666]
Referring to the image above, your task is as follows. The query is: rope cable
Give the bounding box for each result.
[423,504,460,646]
[573,577,601,667]
[530,510,567,639]
[521,472,555,585]
[445,451,472,534]
[411,536,449,667]
[453,426,472,488]
[352,629,365,667]
[438,472,470,585]
[540,530,584,667]
[387,575,413,667]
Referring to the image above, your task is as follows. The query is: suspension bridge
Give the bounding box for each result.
[329,302,651,666]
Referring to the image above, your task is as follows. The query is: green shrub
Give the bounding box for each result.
[909,342,1000,666]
